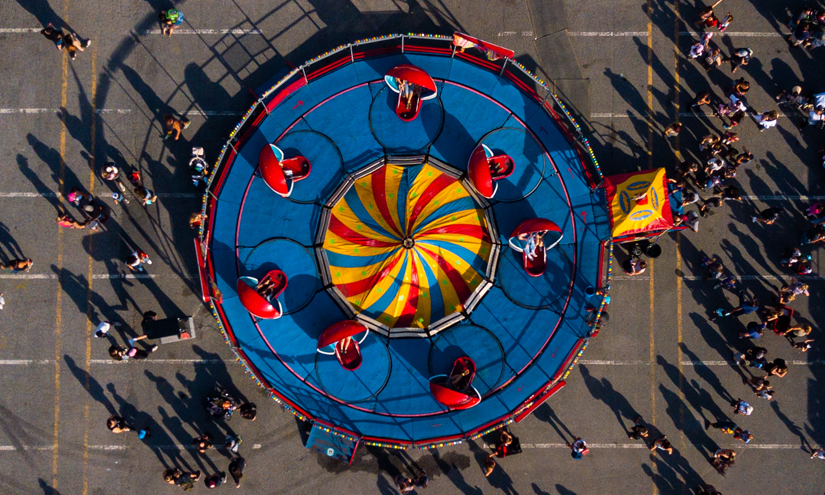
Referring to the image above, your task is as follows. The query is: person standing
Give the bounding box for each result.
[204,472,227,489]
[194,433,213,454]
[394,475,414,493]
[164,468,201,490]
[414,470,428,489]
[567,437,589,460]
[228,457,246,488]
[159,9,185,35]
[225,433,242,454]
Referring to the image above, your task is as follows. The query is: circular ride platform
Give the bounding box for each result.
[200,34,611,448]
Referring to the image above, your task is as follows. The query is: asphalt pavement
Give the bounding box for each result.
[0,0,823,494]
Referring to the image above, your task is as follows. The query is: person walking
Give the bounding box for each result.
[134,185,157,206]
[125,250,152,273]
[712,449,736,476]
[483,454,497,477]
[733,399,753,416]
[752,206,782,225]
[108,340,158,361]
[94,320,121,338]
[739,321,765,339]
[228,457,246,488]
[56,214,87,229]
[754,110,779,131]
[107,415,149,438]
[690,91,712,113]
[40,23,64,50]
[0,258,33,273]
[663,122,683,138]
[726,48,753,74]
[718,12,734,32]
[163,114,191,141]
[63,31,91,60]
[712,290,758,320]
[649,436,673,454]
[628,416,649,440]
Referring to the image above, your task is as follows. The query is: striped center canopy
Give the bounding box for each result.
[324,163,492,329]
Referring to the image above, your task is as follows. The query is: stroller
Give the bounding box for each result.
[204,386,237,420]
[189,147,209,186]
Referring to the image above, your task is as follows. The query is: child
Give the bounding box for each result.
[163,114,191,141]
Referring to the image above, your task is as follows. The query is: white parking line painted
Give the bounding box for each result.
[578,360,650,365]
[0,28,262,35]
[0,108,241,116]
[579,360,819,366]
[0,192,197,198]
[135,29,263,35]
[89,359,229,365]
[0,273,193,280]
[0,443,261,452]
[484,442,800,449]
[0,359,231,366]
[569,32,649,37]
[570,31,783,37]
[591,112,791,119]
[0,359,53,365]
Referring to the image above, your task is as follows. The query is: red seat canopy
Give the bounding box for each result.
[508,219,563,278]
[317,320,369,371]
[259,144,311,197]
[385,64,437,93]
[429,380,481,410]
[468,144,515,199]
[237,276,281,319]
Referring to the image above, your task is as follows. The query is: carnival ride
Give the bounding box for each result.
[197,33,612,454]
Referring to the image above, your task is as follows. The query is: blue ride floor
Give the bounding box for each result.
[209,51,610,443]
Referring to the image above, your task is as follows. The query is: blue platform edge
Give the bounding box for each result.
[208,51,611,445]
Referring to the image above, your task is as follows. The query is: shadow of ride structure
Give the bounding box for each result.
[70,0,476,315]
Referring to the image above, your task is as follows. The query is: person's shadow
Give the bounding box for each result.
[532,403,575,443]
[467,439,517,495]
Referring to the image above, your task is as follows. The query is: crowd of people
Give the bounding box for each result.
[615,2,825,492]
